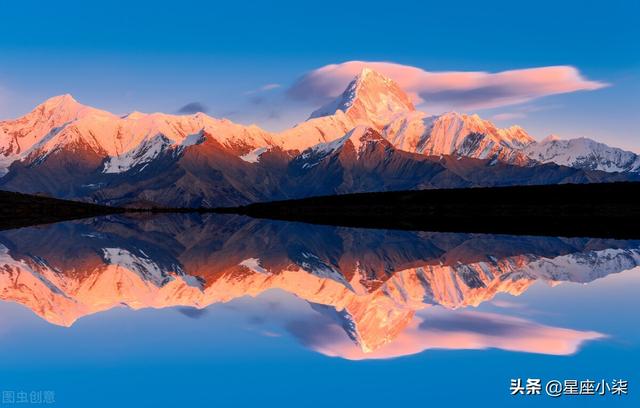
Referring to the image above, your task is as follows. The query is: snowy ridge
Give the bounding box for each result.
[296,126,381,169]
[94,114,275,172]
[519,248,640,283]
[275,110,355,151]
[382,111,535,164]
[309,126,378,156]
[103,134,173,173]
[524,136,640,173]
[1,98,276,174]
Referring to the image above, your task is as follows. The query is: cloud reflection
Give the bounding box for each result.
[300,309,605,360]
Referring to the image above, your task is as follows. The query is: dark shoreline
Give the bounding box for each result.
[0,190,126,231]
[2,182,640,238]
[218,182,640,239]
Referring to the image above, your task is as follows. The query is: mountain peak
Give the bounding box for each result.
[123,111,147,120]
[353,67,388,85]
[39,93,81,112]
[30,94,115,124]
[46,93,76,102]
[309,68,415,127]
[29,94,117,124]
[359,66,375,77]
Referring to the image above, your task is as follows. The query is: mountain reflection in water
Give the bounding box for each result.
[1,213,638,360]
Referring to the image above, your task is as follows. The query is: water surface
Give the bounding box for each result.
[0,214,638,407]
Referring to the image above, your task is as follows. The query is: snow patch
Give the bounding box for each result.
[239,147,268,163]
[102,247,170,286]
[180,132,205,147]
[239,258,269,274]
[103,134,173,173]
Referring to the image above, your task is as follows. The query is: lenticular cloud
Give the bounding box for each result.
[287,61,607,110]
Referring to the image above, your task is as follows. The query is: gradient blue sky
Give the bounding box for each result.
[0,0,638,151]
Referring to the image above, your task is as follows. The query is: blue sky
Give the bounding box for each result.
[0,0,638,150]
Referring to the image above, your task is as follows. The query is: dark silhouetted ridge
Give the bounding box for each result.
[219,182,640,238]
[0,190,124,230]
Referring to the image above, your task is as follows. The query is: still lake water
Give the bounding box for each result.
[0,214,638,407]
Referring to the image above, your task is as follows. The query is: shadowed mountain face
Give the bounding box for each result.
[1,214,638,358]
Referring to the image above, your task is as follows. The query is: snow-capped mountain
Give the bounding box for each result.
[275,68,532,160]
[524,135,640,173]
[299,69,536,165]
[383,111,535,165]
[0,94,114,175]
[0,96,276,175]
[0,68,638,206]
[309,67,416,127]
[272,69,412,150]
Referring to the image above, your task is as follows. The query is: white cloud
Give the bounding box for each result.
[287,61,608,111]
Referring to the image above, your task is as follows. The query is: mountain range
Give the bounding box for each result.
[1,68,638,207]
